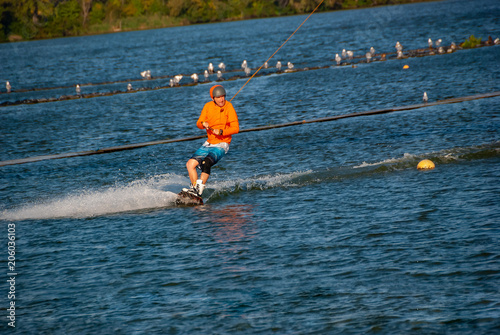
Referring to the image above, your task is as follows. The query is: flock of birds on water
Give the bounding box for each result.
[2,37,499,107]
[138,37,498,94]
[138,59,294,87]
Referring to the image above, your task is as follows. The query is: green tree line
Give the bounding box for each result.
[0,0,424,42]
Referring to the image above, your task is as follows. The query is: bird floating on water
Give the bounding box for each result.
[276,61,282,71]
[342,49,347,59]
[140,70,151,79]
[335,53,341,65]
[244,67,251,76]
[217,70,223,80]
[6,81,11,93]
[127,83,132,91]
[204,70,209,81]
[169,79,174,87]
[76,84,81,95]
[218,62,225,71]
[191,73,198,83]
[173,75,183,85]
[347,50,353,60]
[365,52,372,63]
[208,63,214,74]
[423,92,428,103]
[287,62,294,69]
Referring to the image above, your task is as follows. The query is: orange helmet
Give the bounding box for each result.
[210,85,226,99]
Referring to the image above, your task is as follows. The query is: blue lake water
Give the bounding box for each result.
[1,0,499,333]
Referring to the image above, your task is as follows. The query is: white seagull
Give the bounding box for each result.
[6,81,11,93]
[423,92,428,103]
[140,70,151,79]
[241,60,248,69]
[287,62,294,69]
[347,50,353,60]
[335,53,341,65]
[365,52,372,63]
[127,83,132,91]
[191,73,199,83]
[204,70,209,80]
[436,39,442,47]
[217,70,223,80]
[370,47,375,56]
[218,62,225,71]
[76,84,81,95]
[428,38,433,48]
[264,61,268,69]
[276,61,282,71]
[342,49,347,59]
[173,75,183,84]
[244,67,251,76]
[208,63,214,74]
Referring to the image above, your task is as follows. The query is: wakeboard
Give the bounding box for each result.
[176,190,203,206]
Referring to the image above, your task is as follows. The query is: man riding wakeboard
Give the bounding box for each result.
[183,85,239,198]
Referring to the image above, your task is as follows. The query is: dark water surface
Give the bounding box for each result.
[1,0,499,333]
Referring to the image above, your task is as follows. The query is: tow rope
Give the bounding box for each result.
[230,0,325,102]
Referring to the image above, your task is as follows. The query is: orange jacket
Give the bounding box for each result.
[196,100,239,144]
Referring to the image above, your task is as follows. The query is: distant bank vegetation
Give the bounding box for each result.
[1,0,429,42]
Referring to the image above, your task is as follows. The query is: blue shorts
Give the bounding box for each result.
[191,144,226,166]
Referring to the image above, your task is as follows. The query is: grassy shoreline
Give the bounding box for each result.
[4,0,440,43]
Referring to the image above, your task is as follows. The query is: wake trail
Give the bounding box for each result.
[1,174,184,221]
[2,142,497,221]
[0,171,310,221]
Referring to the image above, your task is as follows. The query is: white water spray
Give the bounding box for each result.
[1,174,185,221]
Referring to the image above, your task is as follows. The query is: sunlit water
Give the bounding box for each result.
[1,0,499,333]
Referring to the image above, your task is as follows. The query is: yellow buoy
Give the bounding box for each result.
[417,159,435,170]
[403,64,410,69]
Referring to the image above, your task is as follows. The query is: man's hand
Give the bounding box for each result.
[211,128,223,135]
[204,123,222,135]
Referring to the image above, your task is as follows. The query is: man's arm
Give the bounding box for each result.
[222,106,239,136]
